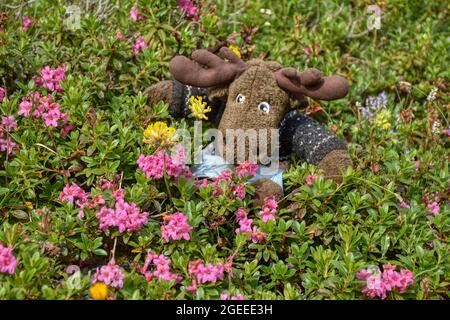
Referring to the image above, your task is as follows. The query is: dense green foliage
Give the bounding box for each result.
[0,0,448,300]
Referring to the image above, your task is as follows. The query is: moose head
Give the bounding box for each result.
[167,47,349,164]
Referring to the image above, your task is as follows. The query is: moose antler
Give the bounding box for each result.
[275,67,349,100]
[169,47,247,88]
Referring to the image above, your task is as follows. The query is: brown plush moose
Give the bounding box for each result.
[146,47,352,204]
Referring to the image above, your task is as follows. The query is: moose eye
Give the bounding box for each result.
[258,101,271,114]
[236,94,246,104]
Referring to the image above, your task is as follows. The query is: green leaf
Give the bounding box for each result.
[12,210,28,220]
[94,249,108,256]
[0,188,9,196]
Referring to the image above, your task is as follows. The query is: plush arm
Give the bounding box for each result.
[145,79,225,126]
[279,111,352,183]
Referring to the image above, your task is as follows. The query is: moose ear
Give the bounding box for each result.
[208,85,229,101]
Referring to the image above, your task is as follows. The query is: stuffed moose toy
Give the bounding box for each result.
[146,47,352,204]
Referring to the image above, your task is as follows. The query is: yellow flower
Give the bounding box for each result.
[375,109,391,131]
[24,201,33,209]
[188,96,212,120]
[89,282,108,300]
[228,45,241,58]
[143,121,175,147]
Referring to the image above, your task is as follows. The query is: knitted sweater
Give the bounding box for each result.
[278,111,348,164]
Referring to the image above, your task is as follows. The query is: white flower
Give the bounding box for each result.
[432,120,441,134]
[427,87,437,102]
[260,8,273,15]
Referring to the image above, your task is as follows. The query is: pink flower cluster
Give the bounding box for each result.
[161,212,192,242]
[132,36,148,55]
[0,243,17,274]
[112,188,124,201]
[130,5,146,22]
[236,160,258,177]
[93,260,125,288]
[199,168,249,199]
[59,182,90,217]
[59,181,145,229]
[235,208,267,243]
[1,116,17,132]
[258,197,278,222]
[398,200,410,209]
[220,292,244,300]
[137,148,191,180]
[86,194,106,209]
[18,92,72,134]
[210,170,233,196]
[441,127,450,137]
[215,161,259,199]
[305,174,318,187]
[59,182,89,204]
[33,65,66,92]
[96,189,148,233]
[178,0,199,20]
[100,178,114,190]
[188,259,225,284]
[415,160,421,172]
[427,201,440,216]
[423,193,441,216]
[21,15,33,30]
[233,184,245,199]
[0,116,19,155]
[356,264,414,299]
[140,251,182,283]
[0,86,4,102]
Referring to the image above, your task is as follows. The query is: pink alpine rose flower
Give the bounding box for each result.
[249,226,267,243]
[99,179,114,190]
[426,201,440,216]
[233,184,245,199]
[59,182,89,205]
[140,251,182,283]
[235,208,247,221]
[18,100,33,116]
[130,5,146,21]
[178,0,199,20]
[132,36,148,55]
[96,197,148,233]
[1,116,17,132]
[236,217,253,234]
[93,260,124,288]
[37,65,66,92]
[258,197,278,222]
[221,292,244,300]
[137,149,191,179]
[236,160,258,177]
[0,137,18,155]
[161,212,192,242]
[188,259,225,284]
[0,243,17,274]
[356,264,414,299]
[305,174,318,187]
[0,87,4,102]
[21,15,33,30]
